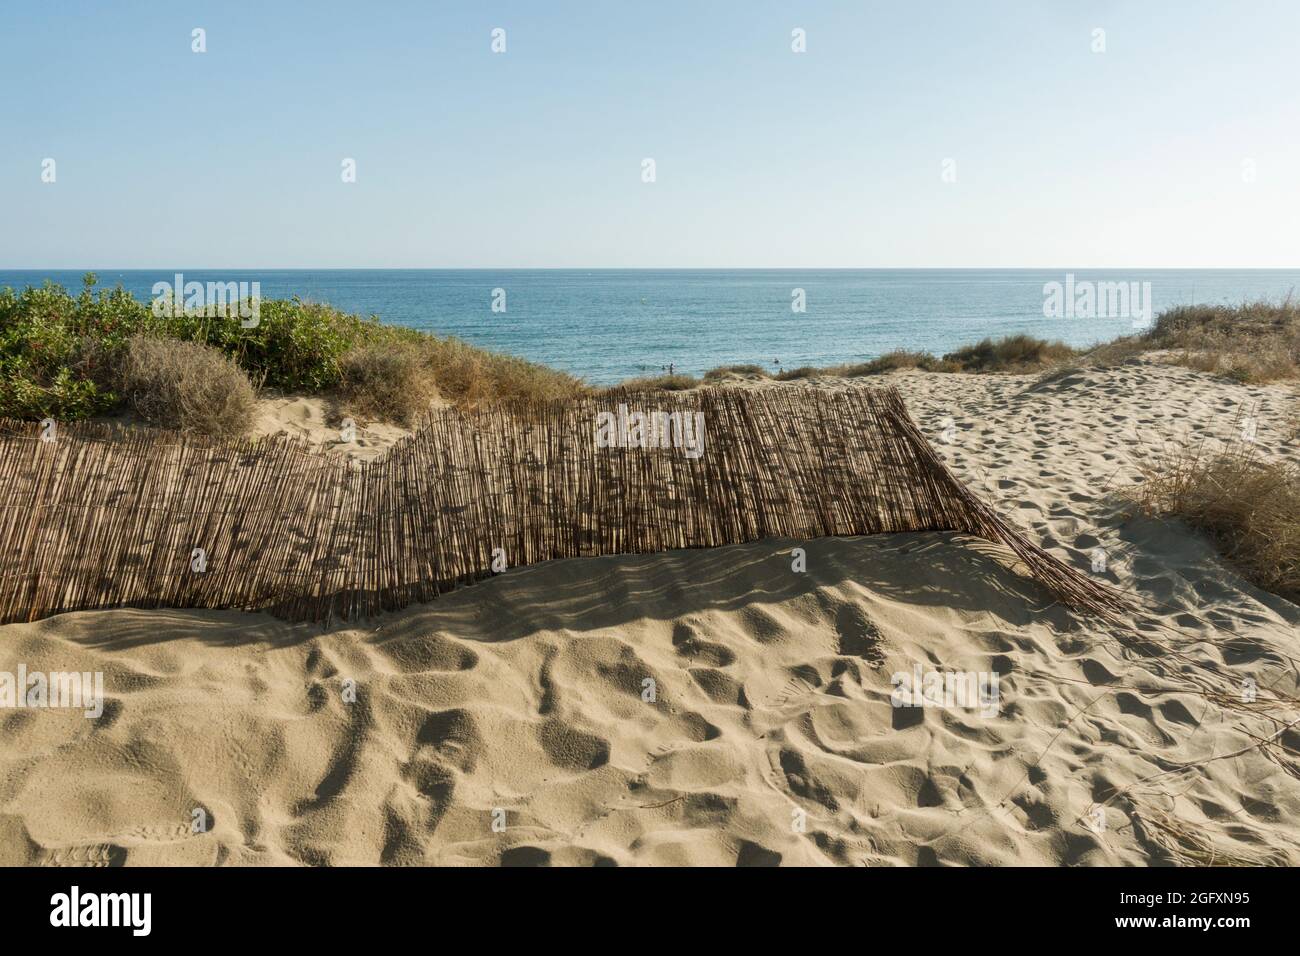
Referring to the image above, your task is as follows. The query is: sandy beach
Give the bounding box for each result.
[1,358,1296,866]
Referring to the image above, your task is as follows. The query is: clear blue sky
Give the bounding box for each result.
[3,0,1297,268]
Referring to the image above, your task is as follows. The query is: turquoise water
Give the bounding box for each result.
[3,269,1296,384]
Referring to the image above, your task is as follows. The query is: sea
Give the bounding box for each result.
[2,269,1296,385]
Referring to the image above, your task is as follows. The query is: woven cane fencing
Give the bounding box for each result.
[0,386,1127,624]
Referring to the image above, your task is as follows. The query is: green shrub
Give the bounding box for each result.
[0,278,587,425]
[159,298,370,393]
[0,276,143,420]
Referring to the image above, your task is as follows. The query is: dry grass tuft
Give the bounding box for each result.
[688,303,1300,389]
[118,335,257,439]
[1131,801,1289,866]
[1134,437,1300,602]
[702,364,769,381]
[1147,300,1300,383]
[693,337,1072,385]
[337,339,439,425]
[1074,335,1149,368]
[773,366,824,381]
[341,331,588,416]
[840,350,957,376]
[614,373,700,391]
[415,335,586,408]
[941,334,1077,373]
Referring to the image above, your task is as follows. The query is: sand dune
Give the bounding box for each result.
[251,394,413,462]
[2,360,1298,866]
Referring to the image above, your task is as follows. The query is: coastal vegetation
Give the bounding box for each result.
[116,335,257,440]
[2,277,1295,440]
[1142,299,1300,382]
[0,274,584,434]
[1137,437,1300,603]
[699,300,1300,384]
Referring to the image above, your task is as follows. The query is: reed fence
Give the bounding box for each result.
[0,386,1127,624]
